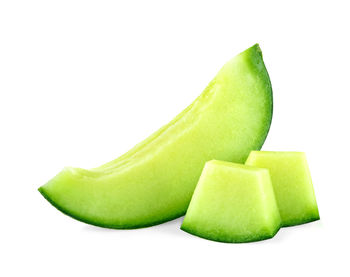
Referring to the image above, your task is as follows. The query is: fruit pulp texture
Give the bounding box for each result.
[245,151,319,226]
[39,44,273,228]
[181,160,281,243]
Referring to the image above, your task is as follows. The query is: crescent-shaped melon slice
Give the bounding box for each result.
[39,44,273,228]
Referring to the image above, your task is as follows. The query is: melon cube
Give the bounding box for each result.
[181,160,281,243]
[245,151,320,226]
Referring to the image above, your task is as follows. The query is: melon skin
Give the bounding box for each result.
[245,151,320,227]
[181,161,281,243]
[39,44,273,229]
[181,224,280,244]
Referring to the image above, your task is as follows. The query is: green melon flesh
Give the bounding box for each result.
[181,160,281,243]
[38,44,273,229]
[245,151,320,226]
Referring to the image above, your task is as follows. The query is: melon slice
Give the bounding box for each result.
[181,160,281,243]
[38,44,273,229]
[245,151,319,226]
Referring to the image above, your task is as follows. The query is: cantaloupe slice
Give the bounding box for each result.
[181,160,281,243]
[245,151,319,226]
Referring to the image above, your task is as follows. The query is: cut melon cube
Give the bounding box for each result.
[245,151,319,227]
[181,160,281,243]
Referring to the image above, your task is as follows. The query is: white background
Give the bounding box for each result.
[1,0,349,276]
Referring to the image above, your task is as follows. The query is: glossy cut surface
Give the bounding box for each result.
[181,161,281,243]
[246,151,319,226]
[39,44,273,228]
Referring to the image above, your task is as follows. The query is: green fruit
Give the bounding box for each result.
[245,151,320,226]
[39,44,273,229]
[181,160,281,243]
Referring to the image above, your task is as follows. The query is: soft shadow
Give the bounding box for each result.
[81,216,187,237]
[262,220,323,245]
[82,223,128,233]
[151,216,187,237]
[81,218,323,242]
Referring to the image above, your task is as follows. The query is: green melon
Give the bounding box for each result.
[245,151,320,226]
[181,160,281,243]
[38,44,273,228]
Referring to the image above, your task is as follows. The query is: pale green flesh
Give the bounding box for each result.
[181,160,281,243]
[39,44,273,228]
[245,151,319,226]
